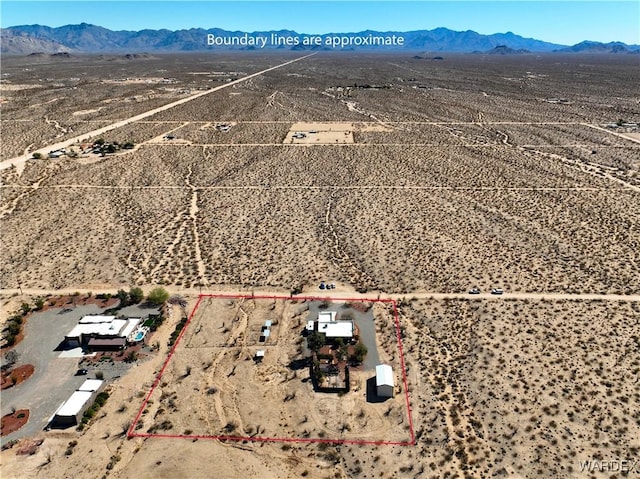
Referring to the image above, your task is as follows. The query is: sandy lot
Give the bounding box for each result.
[132,297,410,445]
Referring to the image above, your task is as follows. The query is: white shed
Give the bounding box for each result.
[375,364,394,398]
[50,391,94,428]
[49,379,105,428]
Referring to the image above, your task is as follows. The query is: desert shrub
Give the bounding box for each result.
[95,392,109,407]
[116,289,129,306]
[7,321,21,336]
[148,287,169,305]
[307,332,326,352]
[34,297,45,310]
[168,317,188,346]
[129,287,144,304]
[106,454,121,470]
[5,350,19,365]
[351,342,368,363]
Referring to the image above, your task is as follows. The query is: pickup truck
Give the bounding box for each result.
[490,288,504,295]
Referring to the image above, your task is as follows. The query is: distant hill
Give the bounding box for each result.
[1,23,637,55]
[0,29,71,54]
[1,24,566,54]
[555,41,640,53]
[401,28,558,52]
[485,45,531,55]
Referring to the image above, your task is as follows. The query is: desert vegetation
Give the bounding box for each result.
[1,52,639,479]
[135,298,410,444]
[396,298,640,477]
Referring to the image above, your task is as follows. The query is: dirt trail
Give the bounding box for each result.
[185,165,207,286]
[323,195,375,291]
[2,287,639,303]
[44,116,68,139]
[583,122,640,145]
[146,214,189,282]
[0,53,318,175]
[0,184,617,192]
[137,202,189,283]
[0,161,60,219]
[525,147,640,193]
[0,174,47,220]
[142,166,206,285]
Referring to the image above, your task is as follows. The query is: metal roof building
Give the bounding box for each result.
[65,316,141,348]
[375,364,394,398]
[78,379,105,392]
[319,321,354,338]
[50,379,105,428]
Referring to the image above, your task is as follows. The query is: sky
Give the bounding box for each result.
[1,1,639,45]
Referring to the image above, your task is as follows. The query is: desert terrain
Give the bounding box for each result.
[132,297,411,445]
[1,52,639,478]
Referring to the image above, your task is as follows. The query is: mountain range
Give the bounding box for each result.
[2,23,639,55]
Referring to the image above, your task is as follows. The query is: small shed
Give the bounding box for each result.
[255,350,265,362]
[78,379,105,393]
[49,379,105,428]
[259,328,270,342]
[375,364,394,398]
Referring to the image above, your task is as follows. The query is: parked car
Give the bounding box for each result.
[319,282,326,290]
[75,369,88,376]
[468,287,480,294]
[490,288,504,295]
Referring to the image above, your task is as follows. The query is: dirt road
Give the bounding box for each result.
[2,286,638,303]
[0,53,318,175]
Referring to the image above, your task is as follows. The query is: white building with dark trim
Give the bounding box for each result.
[313,311,354,340]
[49,379,105,428]
[375,364,394,398]
[64,315,140,350]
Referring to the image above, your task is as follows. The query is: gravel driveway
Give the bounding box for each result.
[1,304,108,444]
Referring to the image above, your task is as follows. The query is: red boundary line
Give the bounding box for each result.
[128,293,416,446]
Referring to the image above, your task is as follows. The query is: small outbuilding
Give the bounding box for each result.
[259,328,270,342]
[49,379,105,428]
[375,364,394,398]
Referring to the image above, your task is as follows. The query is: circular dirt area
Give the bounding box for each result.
[1,409,29,437]
[1,364,35,390]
